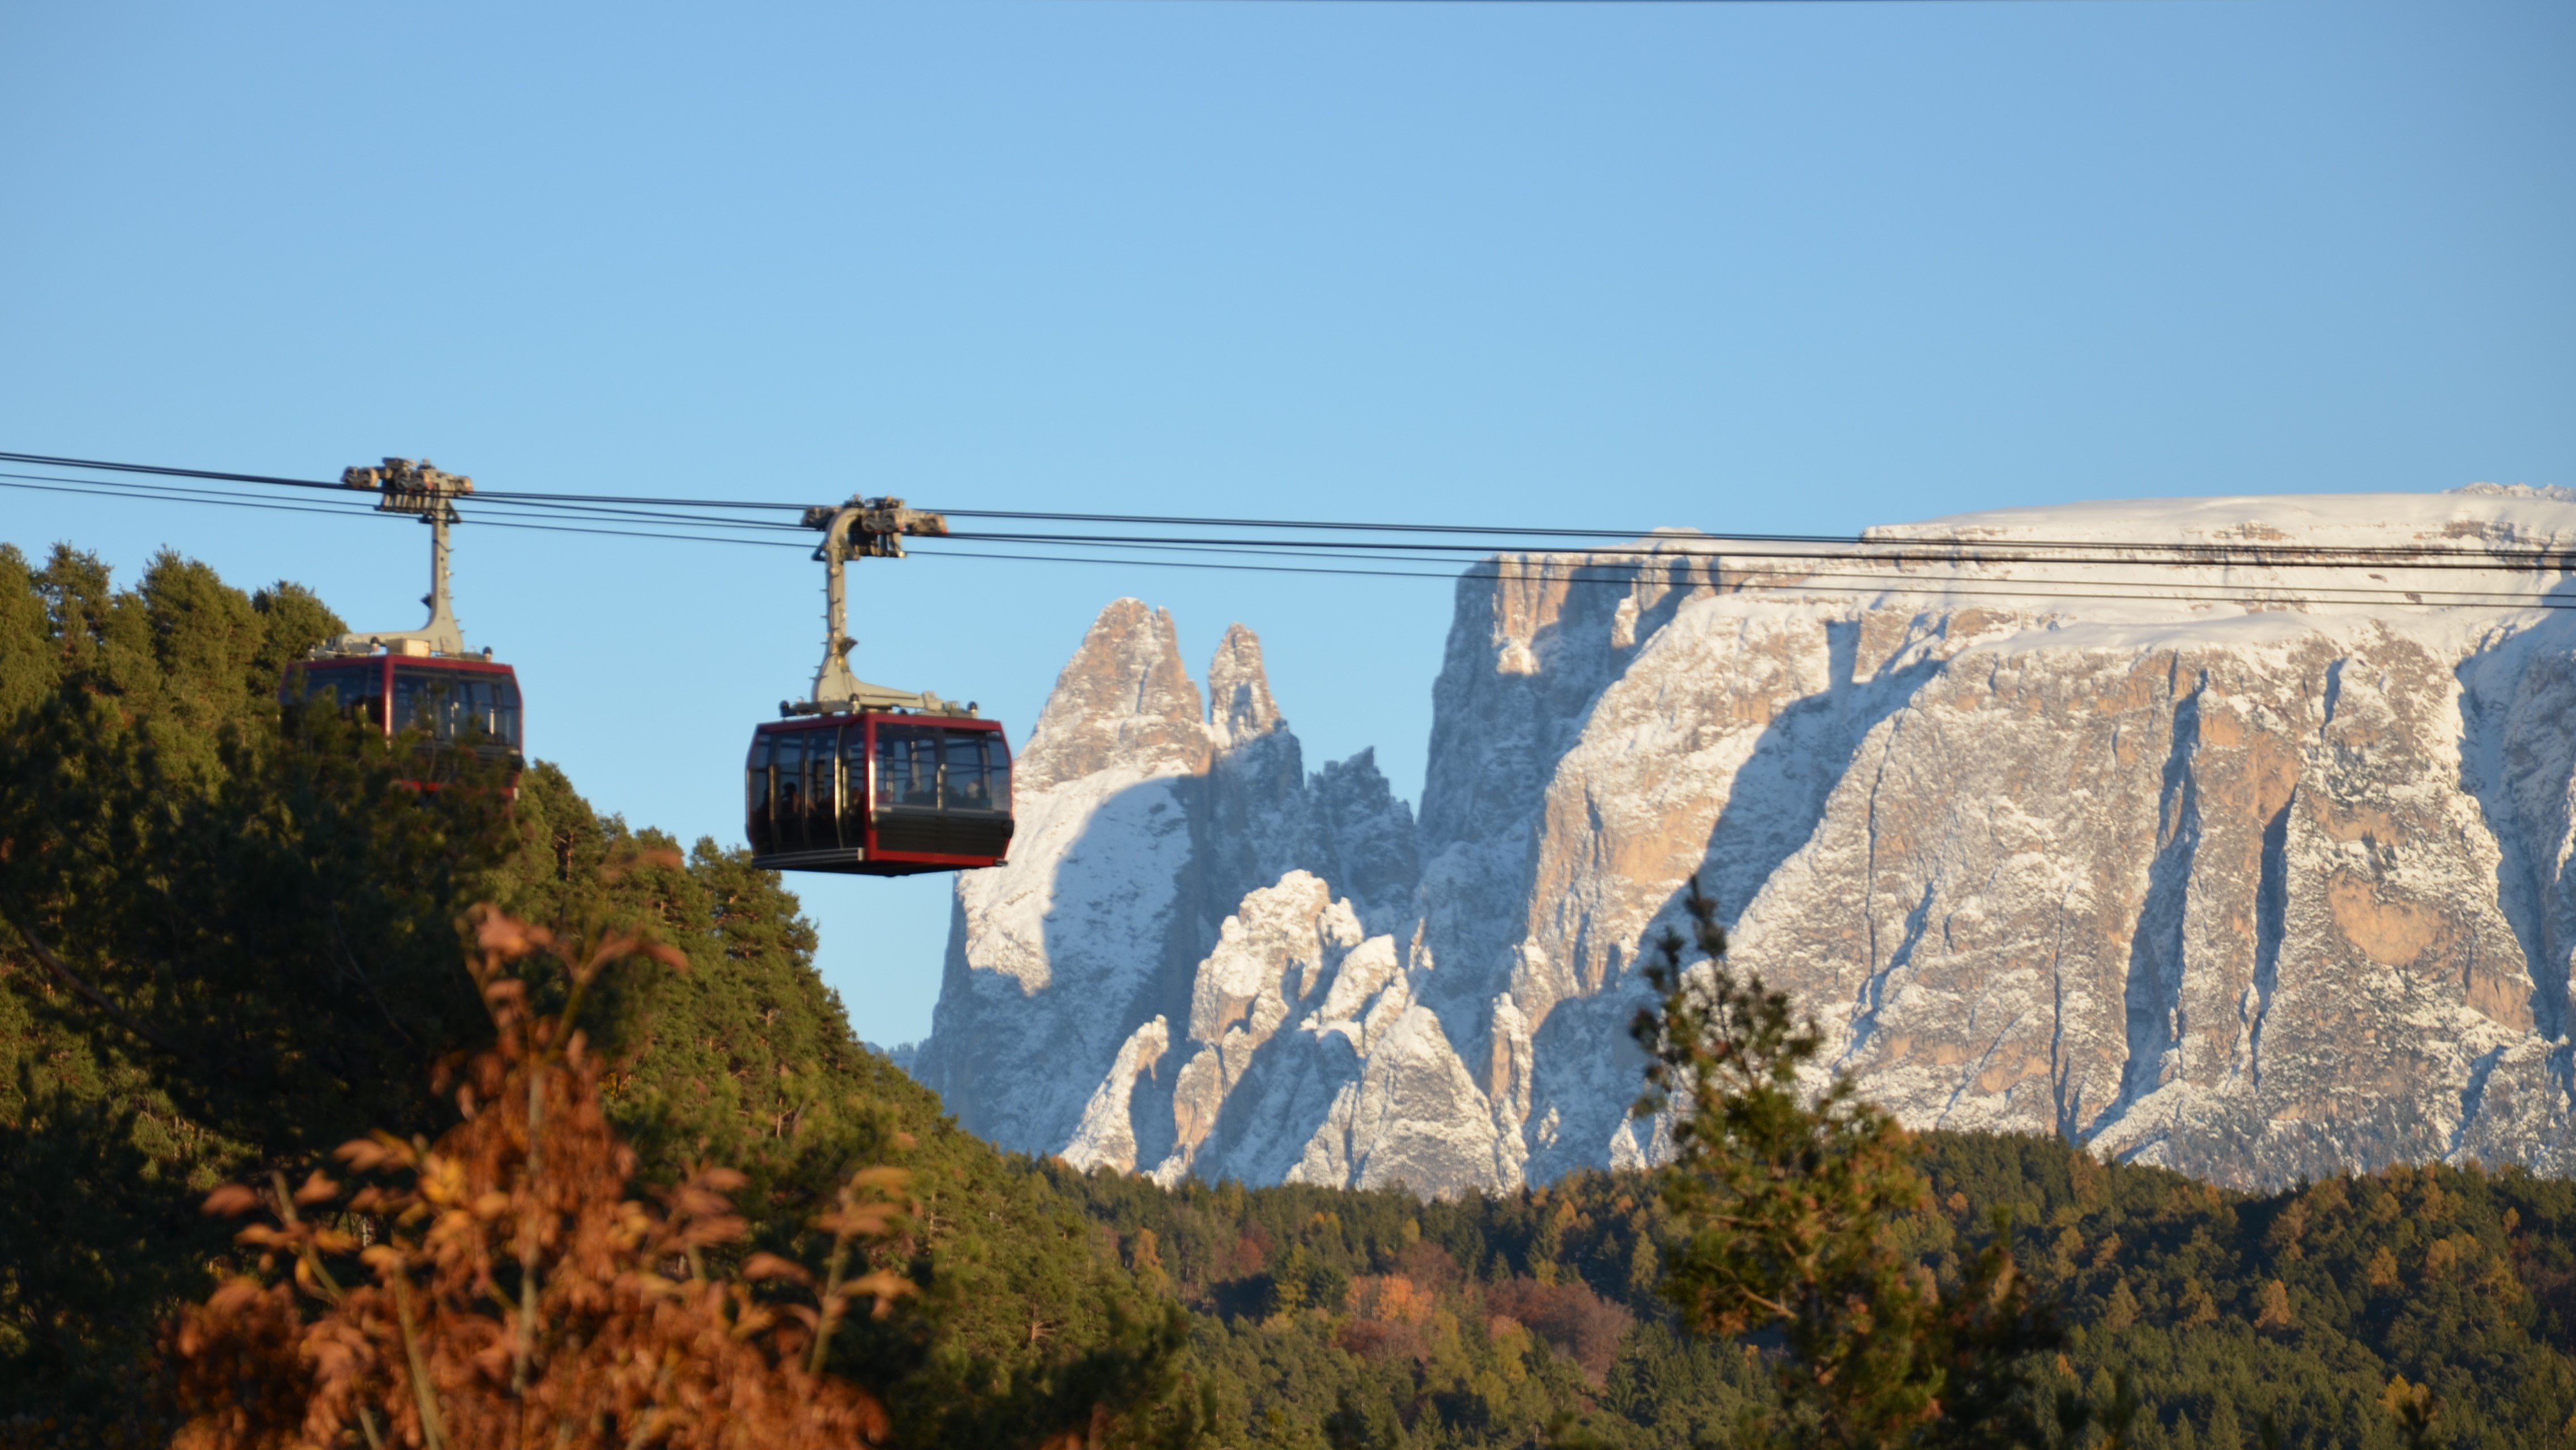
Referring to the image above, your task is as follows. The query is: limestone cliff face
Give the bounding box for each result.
[917,489,2576,1192]
[908,600,1210,1155]
[907,604,1425,1169]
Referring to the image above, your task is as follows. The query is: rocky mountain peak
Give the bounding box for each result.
[930,489,2576,1196]
[916,594,1427,1170]
[1014,598,1210,794]
[1207,622,1283,748]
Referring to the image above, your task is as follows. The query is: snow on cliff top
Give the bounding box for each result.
[1493,487,2576,637]
[1473,488,2576,658]
[1876,484,2576,548]
[1710,485,2576,637]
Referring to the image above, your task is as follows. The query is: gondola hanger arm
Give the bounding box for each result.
[321,458,480,659]
[791,497,972,718]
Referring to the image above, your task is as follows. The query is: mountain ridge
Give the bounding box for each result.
[914,488,2576,1192]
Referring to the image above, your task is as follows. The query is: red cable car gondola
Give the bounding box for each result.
[744,713,1011,875]
[280,459,525,790]
[743,496,1012,876]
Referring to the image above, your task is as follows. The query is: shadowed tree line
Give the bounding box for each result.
[4,542,2575,1447]
[0,544,1185,1448]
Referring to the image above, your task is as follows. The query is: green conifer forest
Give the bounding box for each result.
[5,544,2575,1447]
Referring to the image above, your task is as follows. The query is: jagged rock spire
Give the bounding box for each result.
[1207,622,1283,748]
[1014,599,1210,795]
[924,596,1435,1177]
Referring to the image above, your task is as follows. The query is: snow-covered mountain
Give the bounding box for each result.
[908,488,2576,1192]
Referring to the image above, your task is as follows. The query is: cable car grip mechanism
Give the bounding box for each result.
[792,496,976,720]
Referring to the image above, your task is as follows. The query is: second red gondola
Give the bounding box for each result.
[286,650,525,784]
[282,458,526,792]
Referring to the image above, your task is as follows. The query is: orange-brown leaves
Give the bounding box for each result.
[199,1183,259,1218]
[1338,1274,1441,1365]
[472,910,551,960]
[743,1254,816,1286]
[166,909,908,1450]
[1487,1276,1636,1384]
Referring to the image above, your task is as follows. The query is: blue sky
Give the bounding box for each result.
[4,1,2569,1046]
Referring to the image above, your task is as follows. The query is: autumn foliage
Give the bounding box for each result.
[165,901,914,1450]
[1483,1276,1634,1385]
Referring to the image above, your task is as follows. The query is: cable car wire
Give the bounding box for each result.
[21,448,2576,569]
[0,450,818,514]
[0,450,348,491]
[942,528,2576,575]
[10,466,2574,606]
[14,450,2576,615]
[0,466,800,534]
[908,510,2576,566]
[15,466,2576,612]
[923,529,2576,599]
[26,463,2574,596]
[932,506,1698,541]
[0,474,810,551]
[907,544,2576,611]
[0,465,812,536]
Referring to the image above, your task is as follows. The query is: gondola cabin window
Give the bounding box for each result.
[745,732,774,854]
[293,661,386,729]
[283,656,525,793]
[390,666,523,748]
[876,726,941,808]
[774,730,806,838]
[943,730,991,810]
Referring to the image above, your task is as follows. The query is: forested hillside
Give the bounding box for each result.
[1060,1139,2576,1447]
[0,544,1183,1447]
[5,543,2576,1448]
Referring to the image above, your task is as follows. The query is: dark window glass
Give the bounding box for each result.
[390,669,433,736]
[295,664,388,730]
[984,735,1012,811]
[390,668,459,740]
[458,680,512,747]
[491,677,522,748]
[875,726,940,809]
[382,667,521,747]
[812,728,841,846]
[842,728,870,833]
[774,730,807,843]
[942,731,990,811]
[745,733,774,852]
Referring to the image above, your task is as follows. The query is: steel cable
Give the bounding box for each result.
[19,447,2576,568]
[13,451,2576,611]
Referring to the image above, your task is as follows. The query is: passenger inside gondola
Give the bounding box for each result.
[293,661,385,727]
[943,729,993,810]
[877,726,939,808]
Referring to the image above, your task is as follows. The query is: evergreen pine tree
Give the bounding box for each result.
[2105,1278,2140,1332]
[1630,877,2064,1448]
